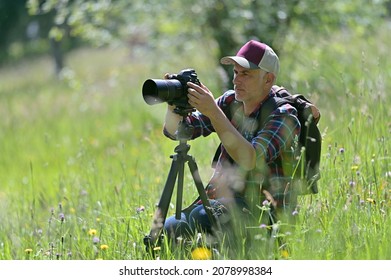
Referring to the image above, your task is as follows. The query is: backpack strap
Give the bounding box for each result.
[211,94,241,167]
[211,94,280,167]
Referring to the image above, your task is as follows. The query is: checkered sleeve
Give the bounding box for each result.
[252,104,301,167]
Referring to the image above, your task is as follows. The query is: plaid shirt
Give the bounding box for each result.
[164,89,301,208]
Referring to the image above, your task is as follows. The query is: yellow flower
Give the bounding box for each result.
[191,247,212,260]
[25,248,33,254]
[88,229,97,236]
[366,198,376,204]
[280,249,289,259]
[351,165,359,171]
[100,244,109,250]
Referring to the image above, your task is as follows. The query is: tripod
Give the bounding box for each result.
[144,109,219,253]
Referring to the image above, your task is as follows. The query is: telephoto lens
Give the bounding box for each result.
[142,78,183,105]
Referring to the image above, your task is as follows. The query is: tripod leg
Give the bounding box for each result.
[148,157,179,245]
[187,155,221,233]
[175,154,185,220]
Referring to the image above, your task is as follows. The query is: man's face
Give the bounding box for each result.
[233,64,268,103]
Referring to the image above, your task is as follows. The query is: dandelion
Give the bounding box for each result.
[25,248,33,254]
[88,229,97,236]
[280,249,289,259]
[191,247,212,260]
[100,244,109,250]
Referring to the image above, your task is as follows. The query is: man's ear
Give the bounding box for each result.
[266,72,275,84]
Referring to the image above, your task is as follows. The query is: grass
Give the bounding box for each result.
[0,23,390,260]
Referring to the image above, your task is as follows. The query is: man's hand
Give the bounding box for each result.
[186,82,218,117]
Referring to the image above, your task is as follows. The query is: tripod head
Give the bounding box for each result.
[173,106,195,141]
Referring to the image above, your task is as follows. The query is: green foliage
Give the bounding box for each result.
[0,2,390,260]
[27,0,128,46]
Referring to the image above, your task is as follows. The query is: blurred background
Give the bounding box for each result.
[1,0,391,260]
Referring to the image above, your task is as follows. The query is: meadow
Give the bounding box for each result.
[0,23,390,260]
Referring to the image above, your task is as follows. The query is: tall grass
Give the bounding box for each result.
[0,23,390,260]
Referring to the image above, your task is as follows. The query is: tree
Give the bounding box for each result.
[25,0,387,83]
[26,0,129,75]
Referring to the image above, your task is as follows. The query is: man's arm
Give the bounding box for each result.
[187,82,256,171]
[163,104,182,138]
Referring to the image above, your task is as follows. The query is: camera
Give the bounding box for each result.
[142,68,200,110]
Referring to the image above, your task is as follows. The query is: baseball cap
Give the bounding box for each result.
[220,40,280,77]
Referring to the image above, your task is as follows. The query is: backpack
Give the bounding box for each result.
[213,85,322,195]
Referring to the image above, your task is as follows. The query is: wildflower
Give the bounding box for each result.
[349,181,356,187]
[59,213,65,222]
[100,244,109,250]
[351,165,359,171]
[259,224,267,229]
[93,237,100,244]
[292,210,299,216]
[136,206,145,213]
[191,247,212,260]
[339,147,345,154]
[25,248,33,254]
[280,249,289,259]
[366,198,376,204]
[88,229,97,236]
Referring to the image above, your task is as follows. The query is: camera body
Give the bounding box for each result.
[142,69,200,110]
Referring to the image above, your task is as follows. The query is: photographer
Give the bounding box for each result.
[162,40,301,246]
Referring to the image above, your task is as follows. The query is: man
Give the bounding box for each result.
[163,40,301,244]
